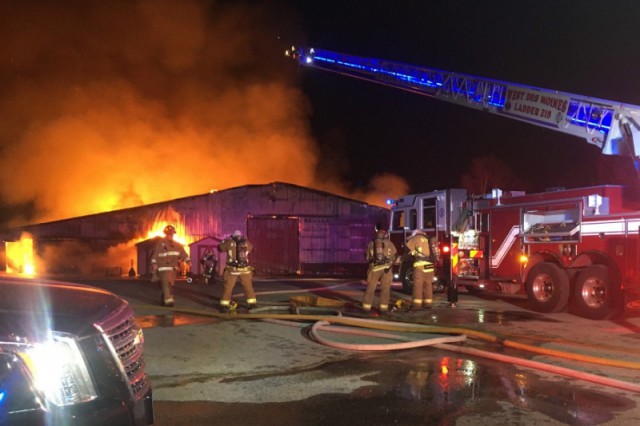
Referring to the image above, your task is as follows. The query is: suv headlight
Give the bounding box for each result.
[19,332,97,406]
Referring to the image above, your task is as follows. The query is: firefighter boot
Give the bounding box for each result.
[220,300,238,313]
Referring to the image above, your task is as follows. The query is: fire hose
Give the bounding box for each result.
[138,304,640,393]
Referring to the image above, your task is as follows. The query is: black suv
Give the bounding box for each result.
[0,276,153,425]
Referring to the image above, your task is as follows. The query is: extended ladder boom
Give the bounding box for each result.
[287,46,640,159]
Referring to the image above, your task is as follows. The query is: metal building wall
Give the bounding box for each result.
[247,216,299,275]
[298,216,372,276]
[0,182,389,276]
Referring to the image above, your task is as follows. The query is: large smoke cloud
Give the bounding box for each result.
[0,0,407,228]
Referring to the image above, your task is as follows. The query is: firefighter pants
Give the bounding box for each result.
[363,265,393,311]
[412,266,434,308]
[221,268,257,306]
[158,269,177,304]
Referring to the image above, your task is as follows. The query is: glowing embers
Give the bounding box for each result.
[5,232,36,275]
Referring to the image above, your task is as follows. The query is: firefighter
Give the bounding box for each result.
[150,225,191,307]
[217,230,257,312]
[362,228,397,314]
[199,247,218,284]
[405,229,435,310]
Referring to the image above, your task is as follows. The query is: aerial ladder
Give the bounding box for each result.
[286,46,640,167]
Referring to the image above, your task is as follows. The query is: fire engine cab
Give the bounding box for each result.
[288,46,640,319]
[388,189,467,294]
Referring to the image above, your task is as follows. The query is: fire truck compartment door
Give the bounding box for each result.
[520,221,580,243]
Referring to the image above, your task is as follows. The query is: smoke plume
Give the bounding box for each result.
[0,0,406,229]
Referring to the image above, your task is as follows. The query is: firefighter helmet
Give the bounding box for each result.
[411,229,425,237]
[164,225,176,235]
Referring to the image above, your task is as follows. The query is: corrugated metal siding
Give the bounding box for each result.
[299,217,372,276]
[135,238,161,277]
[247,216,299,275]
[1,182,389,276]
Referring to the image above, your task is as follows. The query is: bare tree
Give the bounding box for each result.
[596,155,639,186]
[460,155,526,196]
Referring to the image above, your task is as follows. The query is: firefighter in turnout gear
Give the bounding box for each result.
[362,228,398,313]
[405,229,435,310]
[217,230,257,312]
[150,225,191,307]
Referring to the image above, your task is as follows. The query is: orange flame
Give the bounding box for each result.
[6,232,36,275]
[142,206,190,248]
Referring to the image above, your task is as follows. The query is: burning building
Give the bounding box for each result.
[0,182,389,277]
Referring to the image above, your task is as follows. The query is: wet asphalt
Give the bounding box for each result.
[70,276,640,426]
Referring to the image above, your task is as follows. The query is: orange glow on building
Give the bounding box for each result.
[6,232,36,275]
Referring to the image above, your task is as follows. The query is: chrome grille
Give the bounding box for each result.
[95,302,151,401]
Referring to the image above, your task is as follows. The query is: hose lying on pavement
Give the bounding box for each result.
[432,342,640,394]
[304,316,640,394]
[309,320,467,351]
[136,305,640,393]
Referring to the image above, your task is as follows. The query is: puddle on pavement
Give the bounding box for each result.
[153,348,637,425]
[301,351,636,424]
[381,307,560,327]
[446,308,559,325]
[135,305,557,330]
[135,314,220,329]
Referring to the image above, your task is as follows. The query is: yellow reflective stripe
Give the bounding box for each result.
[246,298,257,304]
[379,304,388,310]
[220,300,230,306]
[159,251,181,257]
[424,299,433,304]
[362,303,372,310]
[372,264,390,271]
[158,266,175,271]
[412,299,422,304]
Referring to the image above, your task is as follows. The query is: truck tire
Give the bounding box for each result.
[400,261,414,295]
[570,265,624,320]
[525,262,570,313]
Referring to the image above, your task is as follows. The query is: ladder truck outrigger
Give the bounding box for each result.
[287,46,640,319]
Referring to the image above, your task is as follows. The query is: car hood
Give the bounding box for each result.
[0,277,125,339]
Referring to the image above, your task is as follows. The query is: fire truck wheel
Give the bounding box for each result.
[400,263,414,295]
[525,262,570,313]
[570,265,623,320]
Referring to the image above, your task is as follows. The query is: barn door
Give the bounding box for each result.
[247,216,299,275]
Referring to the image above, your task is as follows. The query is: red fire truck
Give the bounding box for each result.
[390,185,640,319]
[289,46,640,319]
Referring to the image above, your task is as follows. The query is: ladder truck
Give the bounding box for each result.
[287,46,640,319]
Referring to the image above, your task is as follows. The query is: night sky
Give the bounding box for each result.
[2,0,640,229]
[291,0,640,194]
